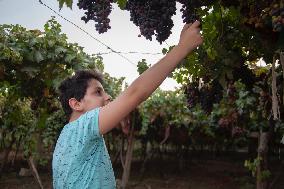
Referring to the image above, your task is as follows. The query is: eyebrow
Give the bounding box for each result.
[94,86,104,91]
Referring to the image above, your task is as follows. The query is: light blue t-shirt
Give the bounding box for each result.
[52,108,116,189]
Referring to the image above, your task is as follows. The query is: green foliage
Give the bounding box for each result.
[137,78,272,148]
[171,3,281,88]
[137,59,150,75]
[42,109,66,149]
[244,157,261,177]
[0,17,104,98]
[139,89,190,135]
[0,85,36,156]
[57,0,73,9]
[103,72,125,99]
[235,82,256,115]
[260,170,271,181]
[244,157,271,181]
[184,106,216,149]
[0,18,111,162]
[115,0,127,9]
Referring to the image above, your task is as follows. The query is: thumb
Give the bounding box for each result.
[190,20,201,28]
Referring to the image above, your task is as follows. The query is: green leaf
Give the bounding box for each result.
[162,48,168,55]
[29,38,37,46]
[65,53,76,63]
[55,47,67,54]
[38,112,48,129]
[34,51,44,63]
[58,0,73,10]
[47,40,55,47]
[115,0,127,9]
[137,59,149,75]
[21,66,40,77]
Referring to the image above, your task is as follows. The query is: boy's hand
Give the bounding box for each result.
[177,20,203,56]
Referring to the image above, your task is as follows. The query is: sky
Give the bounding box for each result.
[0,0,186,90]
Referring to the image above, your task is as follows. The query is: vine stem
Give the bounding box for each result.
[279,52,284,104]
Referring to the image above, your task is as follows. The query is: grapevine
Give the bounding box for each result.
[74,0,284,42]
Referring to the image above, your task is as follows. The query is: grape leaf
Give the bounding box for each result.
[57,0,73,10]
[115,0,127,9]
[34,51,44,63]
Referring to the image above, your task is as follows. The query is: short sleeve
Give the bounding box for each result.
[82,108,101,138]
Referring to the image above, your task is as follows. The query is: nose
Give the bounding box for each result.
[105,93,112,102]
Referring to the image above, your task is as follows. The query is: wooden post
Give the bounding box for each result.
[121,115,135,189]
[257,132,269,189]
[28,156,44,189]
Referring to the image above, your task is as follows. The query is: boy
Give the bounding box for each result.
[52,21,202,189]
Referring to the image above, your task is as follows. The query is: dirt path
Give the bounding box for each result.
[0,159,258,189]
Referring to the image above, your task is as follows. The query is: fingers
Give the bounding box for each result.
[181,20,201,34]
[181,23,191,33]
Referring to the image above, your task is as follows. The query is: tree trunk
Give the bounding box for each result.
[257,132,269,189]
[12,135,22,166]
[0,133,15,177]
[121,122,135,189]
[248,132,259,160]
[0,145,12,177]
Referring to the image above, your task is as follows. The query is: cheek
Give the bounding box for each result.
[87,96,104,107]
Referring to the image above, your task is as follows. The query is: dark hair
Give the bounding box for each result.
[58,70,104,119]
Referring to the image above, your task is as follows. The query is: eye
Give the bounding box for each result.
[94,88,104,96]
[96,89,101,95]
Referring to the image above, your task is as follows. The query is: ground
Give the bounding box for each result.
[0,155,284,189]
[0,158,258,189]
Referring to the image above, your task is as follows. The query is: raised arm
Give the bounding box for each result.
[99,21,203,135]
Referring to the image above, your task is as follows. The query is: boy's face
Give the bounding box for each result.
[79,79,111,112]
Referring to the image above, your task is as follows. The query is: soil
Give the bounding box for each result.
[0,158,257,189]
[3,149,284,189]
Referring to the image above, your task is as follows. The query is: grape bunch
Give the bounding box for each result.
[184,81,199,109]
[271,3,284,32]
[199,85,213,113]
[248,2,284,32]
[177,0,210,24]
[76,0,208,42]
[200,81,223,113]
[232,126,245,137]
[177,0,199,24]
[77,0,113,34]
[184,79,223,112]
[126,0,176,43]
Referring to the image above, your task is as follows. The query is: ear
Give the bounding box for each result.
[69,98,84,112]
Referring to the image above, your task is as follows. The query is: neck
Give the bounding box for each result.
[69,112,83,123]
